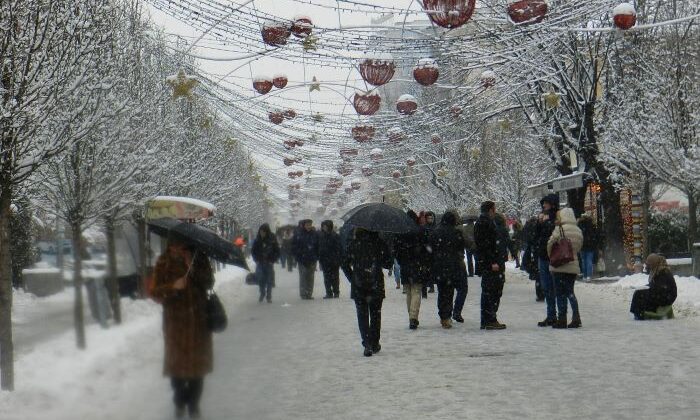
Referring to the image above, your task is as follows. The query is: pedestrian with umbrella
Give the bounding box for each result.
[251,223,280,303]
[147,217,247,419]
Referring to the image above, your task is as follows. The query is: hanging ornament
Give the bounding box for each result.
[392,170,402,179]
[337,162,354,177]
[253,76,273,94]
[329,208,338,216]
[480,70,496,88]
[431,133,442,144]
[303,34,319,51]
[388,127,405,144]
[309,76,321,92]
[272,74,288,89]
[269,112,284,124]
[370,148,384,161]
[359,53,396,86]
[542,91,561,108]
[406,157,417,167]
[261,21,291,46]
[351,179,362,190]
[343,189,353,197]
[378,185,386,193]
[292,15,314,38]
[362,166,374,177]
[295,139,305,147]
[352,125,375,143]
[283,109,297,119]
[507,0,548,25]
[312,113,323,122]
[396,94,418,115]
[437,168,448,178]
[413,59,440,86]
[283,154,295,166]
[450,105,463,117]
[339,148,359,159]
[353,90,381,116]
[613,3,636,30]
[422,0,476,29]
[284,140,297,150]
[166,69,199,99]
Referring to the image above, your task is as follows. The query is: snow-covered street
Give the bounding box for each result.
[3,265,699,420]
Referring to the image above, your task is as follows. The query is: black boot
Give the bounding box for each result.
[537,318,555,327]
[409,319,418,330]
[452,315,464,323]
[552,318,568,329]
[363,346,373,357]
[568,316,581,328]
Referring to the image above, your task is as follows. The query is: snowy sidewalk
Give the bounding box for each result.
[3,265,700,419]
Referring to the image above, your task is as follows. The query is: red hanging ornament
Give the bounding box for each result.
[283,154,295,166]
[407,157,416,167]
[480,70,496,88]
[272,74,288,89]
[261,21,291,46]
[359,54,396,86]
[392,170,402,179]
[291,15,313,38]
[337,163,354,177]
[450,105,462,117]
[413,58,440,86]
[339,148,359,159]
[396,94,418,115]
[283,139,296,150]
[362,166,374,177]
[507,0,548,25]
[295,139,305,147]
[269,112,284,124]
[353,90,381,116]
[388,127,405,144]
[423,0,476,29]
[253,76,273,94]
[352,125,375,143]
[283,109,297,119]
[431,134,442,144]
[351,179,361,190]
[613,3,636,30]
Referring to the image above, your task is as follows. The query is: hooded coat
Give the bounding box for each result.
[429,211,467,285]
[535,194,560,259]
[152,249,214,378]
[252,224,280,265]
[577,216,599,252]
[293,220,319,265]
[474,212,503,270]
[394,211,427,286]
[319,220,342,268]
[546,208,584,274]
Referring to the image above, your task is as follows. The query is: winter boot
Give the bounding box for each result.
[441,319,453,329]
[537,318,555,327]
[552,318,568,329]
[568,316,581,328]
[363,346,373,357]
[323,294,333,299]
[484,321,506,330]
[371,343,381,354]
[333,293,340,298]
[409,319,418,330]
[452,315,464,323]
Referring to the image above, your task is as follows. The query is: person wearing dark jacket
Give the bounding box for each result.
[252,223,281,303]
[535,194,560,327]
[422,211,437,295]
[578,215,598,280]
[280,229,295,272]
[511,220,524,268]
[319,220,342,298]
[429,211,467,329]
[395,210,425,329]
[494,213,513,264]
[630,254,677,320]
[522,216,544,301]
[293,219,320,299]
[474,201,507,330]
[345,228,392,356]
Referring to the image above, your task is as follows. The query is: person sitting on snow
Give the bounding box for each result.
[630,254,677,320]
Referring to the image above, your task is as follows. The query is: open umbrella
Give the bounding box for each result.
[341,203,418,234]
[148,218,248,270]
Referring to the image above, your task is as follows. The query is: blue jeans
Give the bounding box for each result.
[256,262,275,301]
[538,257,556,320]
[554,272,579,319]
[453,275,468,318]
[581,251,595,279]
[393,260,401,286]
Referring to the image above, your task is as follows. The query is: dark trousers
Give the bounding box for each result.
[322,264,340,297]
[453,276,468,318]
[465,251,475,277]
[354,297,383,348]
[630,289,668,318]
[480,271,505,325]
[256,262,274,301]
[171,377,203,411]
[437,282,455,320]
[554,272,579,320]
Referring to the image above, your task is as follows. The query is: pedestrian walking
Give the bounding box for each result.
[345,228,392,357]
[578,215,599,281]
[511,220,524,268]
[319,220,342,299]
[394,210,425,329]
[151,239,215,418]
[293,219,319,299]
[535,194,560,327]
[462,216,477,277]
[630,254,677,320]
[281,229,296,272]
[251,223,280,303]
[474,201,507,330]
[429,210,467,329]
[547,208,583,328]
[422,211,437,294]
[522,216,544,301]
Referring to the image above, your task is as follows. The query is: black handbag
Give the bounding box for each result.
[206,291,228,333]
[245,273,257,285]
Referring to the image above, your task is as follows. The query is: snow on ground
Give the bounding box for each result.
[3,264,700,420]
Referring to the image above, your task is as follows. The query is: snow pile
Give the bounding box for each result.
[397,94,417,102]
[150,195,216,212]
[415,58,438,69]
[613,3,636,16]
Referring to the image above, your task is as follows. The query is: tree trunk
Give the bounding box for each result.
[566,186,587,217]
[0,189,15,390]
[105,217,121,324]
[600,182,626,275]
[641,178,651,258]
[71,222,86,349]
[687,191,697,252]
[137,216,147,298]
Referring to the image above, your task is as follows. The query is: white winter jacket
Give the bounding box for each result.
[546,208,583,274]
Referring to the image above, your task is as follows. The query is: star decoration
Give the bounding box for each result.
[303,35,319,52]
[542,91,561,109]
[309,76,321,92]
[312,113,323,122]
[166,69,199,99]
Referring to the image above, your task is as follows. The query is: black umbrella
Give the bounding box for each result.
[341,203,418,234]
[147,218,248,270]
